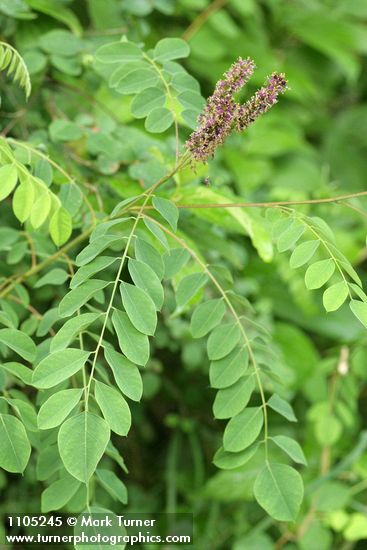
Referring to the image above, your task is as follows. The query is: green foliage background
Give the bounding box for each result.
[0,0,367,548]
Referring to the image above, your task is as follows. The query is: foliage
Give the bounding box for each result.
[0,1,367,549]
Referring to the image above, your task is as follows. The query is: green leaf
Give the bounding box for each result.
[315,414,342,445]
[0,43,31,97]
[152,197,179,231]
[163,248,190,278]
[94,380,131,436]
[213,375,255,419]
[190,298,225,338]
[49,119,83,142]
[41,473,81,513]
[135,238,164,279]
[207,322,241,360]
[51,313,101,353]
[30,190,51,229]
[27,0,82,36]
[143,218,169,249]
[58,279,110,317]
[277,221,305,252]
[58,412,110,483]
[37,388,83,430]
[35,268,69,288]
[145,107,174,133]
[105,348,143,402]
[71,256,117,289]
[51,55,81,76]
[323,281,349,312]
[128,259,164,310]
[9,399,37,432]
[0,164,18,201]
[305,259,335,290]
[153,38,190,62]
[350,299,367,328]
[131,87,166,118]
[13,180,34,222]
[178,90,205,112]
[268,394,297,422]
[0,328,36,362]
[32,349,90,389]
[290,240,320,268]
[95,41,143,64]
[213,444,259,470]
[1,362,33,384]
[272,435,307,465]
[176,273,208,308]
[0,413,31,473]
[223,407,263,452]
[36,445,62,481]
[96,469,128,504]
[116,69,159,94]
[39,30,84,57]
[120,282,157,335]
[254,463,304,521]
[112,310,149,366]
[209,347,249,388]
[76,235,121,266]
[49,206,72,246]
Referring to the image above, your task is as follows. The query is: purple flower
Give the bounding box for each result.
[236,73,288,132]
[186,57,255,162]
[185,61,288,164]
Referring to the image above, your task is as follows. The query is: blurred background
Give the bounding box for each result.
[1,1,367,548]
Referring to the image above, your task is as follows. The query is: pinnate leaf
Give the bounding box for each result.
[213,375,255,419]
[268,394,297,422]
[305,259,335,290]
[58,412,110,483]
[32,349,90,389]
[0,164,18,201]
[190,298,225,338]
[58,279,110,317]
[153,38,190,62]
[105,348,142,402]
[254,463,304,521]
[0,413,31,473]
[290,240,320,269]
[37,389,83,430]
[350,299,367,328]
[223,406,263,452]
[207,322,241,360]
[120,282,157,335]
[112,310,149,366]
[272,435,307,465]
[323,281,349,312]
[128,259,164,310]
[94,380,131,436]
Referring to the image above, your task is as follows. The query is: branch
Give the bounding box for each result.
[174,190,367,209]
[182,0,230,41]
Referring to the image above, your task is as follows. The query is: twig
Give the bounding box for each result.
[182,0,230,41]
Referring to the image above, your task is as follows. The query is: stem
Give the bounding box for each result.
[142,214,269,457]
[143,53,180,165]
[84,166,183,410]
[182,0,230,41]
[167,190,367,210]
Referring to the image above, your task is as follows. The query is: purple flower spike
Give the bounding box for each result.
[186,57,255,163]
[185,61,288,164]
[236,73,288,132]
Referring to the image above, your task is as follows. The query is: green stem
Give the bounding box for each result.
[143,214,269,458]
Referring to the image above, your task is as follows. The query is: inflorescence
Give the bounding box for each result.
[185,58,288,163]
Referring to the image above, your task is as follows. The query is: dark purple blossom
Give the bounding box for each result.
[186,57,255,162]
[185,61,288,164]
[236,73,288,132]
